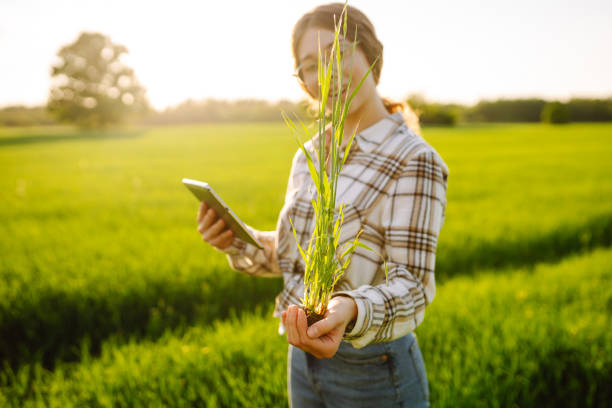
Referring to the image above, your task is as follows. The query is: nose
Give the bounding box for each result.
[303,70,349,101]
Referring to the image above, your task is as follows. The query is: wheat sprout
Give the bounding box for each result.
[281,1,388,317]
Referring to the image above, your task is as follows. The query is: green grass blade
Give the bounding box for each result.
[288,215,308,264]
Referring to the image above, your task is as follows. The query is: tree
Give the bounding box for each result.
[467,98,547,123]
[47,32,150,129]
[541,101,570,124]
[566,98,612,122]
[406,93,459,126]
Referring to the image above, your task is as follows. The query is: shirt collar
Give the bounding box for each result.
[353,112,405,153]
[312,111,406,155]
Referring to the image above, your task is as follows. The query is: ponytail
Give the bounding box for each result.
[381,97,421,136]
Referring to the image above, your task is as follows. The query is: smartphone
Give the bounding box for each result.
[183,178,264,249]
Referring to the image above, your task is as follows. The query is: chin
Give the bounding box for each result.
[346,97,363,115]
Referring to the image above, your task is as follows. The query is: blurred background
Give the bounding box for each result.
[0,1,610,407]
[1,0,612,126]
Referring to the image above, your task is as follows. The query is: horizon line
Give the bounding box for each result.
[2,91,612,111]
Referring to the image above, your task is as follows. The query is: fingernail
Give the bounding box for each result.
[308,328,317,337]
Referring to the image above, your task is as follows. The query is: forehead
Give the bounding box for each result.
[297,27,347,61]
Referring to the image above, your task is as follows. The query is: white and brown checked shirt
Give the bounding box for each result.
[219,112,449,349]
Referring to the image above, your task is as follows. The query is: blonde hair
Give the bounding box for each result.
[292,2,421,135]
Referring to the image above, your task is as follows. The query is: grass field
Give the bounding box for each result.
[1,122,611,406]
[1,248,610,407]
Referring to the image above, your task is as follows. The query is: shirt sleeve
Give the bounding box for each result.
[332,149,448,348]
[214,226,281,277]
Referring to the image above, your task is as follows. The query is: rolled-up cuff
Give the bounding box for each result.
[214,235,247,256]
[332,290,370,339]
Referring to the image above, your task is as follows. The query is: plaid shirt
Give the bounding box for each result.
[220,112,449,349]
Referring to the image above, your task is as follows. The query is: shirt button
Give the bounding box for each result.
[381,354,388,362]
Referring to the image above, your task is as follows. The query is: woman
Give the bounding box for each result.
[197,3,448,407]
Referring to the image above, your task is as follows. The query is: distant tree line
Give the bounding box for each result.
[463,97,612,124]
[405,95,612,126]
[0,106,57,126]
[139,98,314,126]
[2,95,611,127]
[136,95,612,126]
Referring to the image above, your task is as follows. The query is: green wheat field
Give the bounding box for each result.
[1,122,611,407]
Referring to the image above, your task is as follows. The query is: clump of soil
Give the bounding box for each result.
[302,306,325,327]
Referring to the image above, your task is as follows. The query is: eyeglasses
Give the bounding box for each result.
[293,40,360,85]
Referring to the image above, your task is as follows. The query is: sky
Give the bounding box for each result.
[1,0,611,110]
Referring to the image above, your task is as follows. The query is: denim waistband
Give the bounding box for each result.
[335,332,416,360]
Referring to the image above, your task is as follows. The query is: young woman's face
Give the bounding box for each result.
[296,27,377,115]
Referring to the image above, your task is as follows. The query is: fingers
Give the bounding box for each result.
[197,208,216,234]
[208,229,234,249]
[284,305,330,359]
[201,217,226,241]
[197,201,208,223]
[286,305,300,346]
[307,314,340,339]
[197,205,234,250]
[296,307,309,344]
[315,326,343,358]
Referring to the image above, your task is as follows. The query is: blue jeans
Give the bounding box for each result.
[288,332,430,408]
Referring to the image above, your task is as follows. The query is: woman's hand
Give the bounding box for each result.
[281,295,357,359]
[197,201,235,250]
